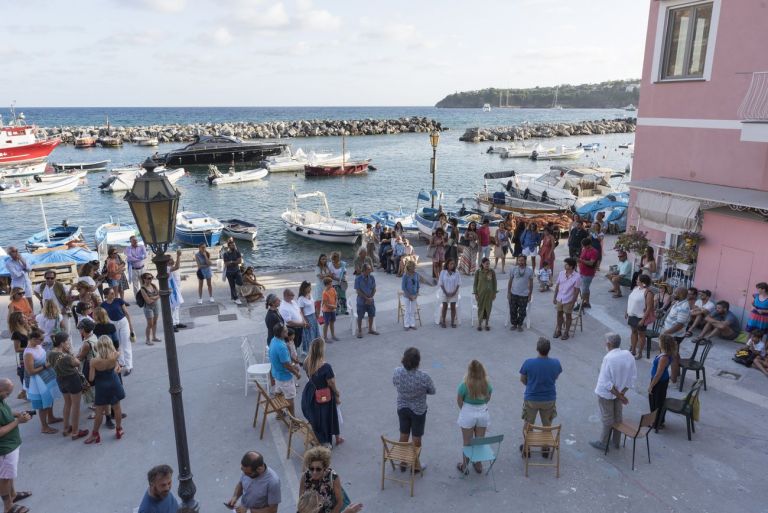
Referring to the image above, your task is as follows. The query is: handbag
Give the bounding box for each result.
[79,370,91,393]
[426,245,436,258]
[314,387,332,404]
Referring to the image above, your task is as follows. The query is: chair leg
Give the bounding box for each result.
[410,463,415,497]
[604,430,611,455]
[381,449,386,491]
[702,368,707,391]
[678,369,687,392]
[646,336,651,359]
[686,415,692,441]
[691,415,696,433]
[646,435,651,464]
[260,407,269,440]
[631,437,636,471]
[556,446,560,478]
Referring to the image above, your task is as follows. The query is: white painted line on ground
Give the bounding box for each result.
[266,414,300,503]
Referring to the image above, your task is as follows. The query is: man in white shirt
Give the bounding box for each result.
[686,289,715,336]
[662,287,693,343]
[124,236,147,295]
[590,333,637,451]
[278,288,306,352]
[5,247,33,309]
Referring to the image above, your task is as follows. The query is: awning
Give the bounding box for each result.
[629,177,768,233]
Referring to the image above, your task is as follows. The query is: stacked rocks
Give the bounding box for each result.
[459,118,636,142]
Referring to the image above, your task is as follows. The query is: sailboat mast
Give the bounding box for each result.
[39,198,51,243]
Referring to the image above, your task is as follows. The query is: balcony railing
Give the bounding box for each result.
[738,71,768,121]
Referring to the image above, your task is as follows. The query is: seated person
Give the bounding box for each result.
[390,237,406,275]
[696,300,741,341]
[378,228,393,271]
[685,289,715,337]
[398,239,419,276]
[536,263,552,292]
[606,250,632,298]
[655,283,674,318]
[747,331,768,377]
[353,248,374,276]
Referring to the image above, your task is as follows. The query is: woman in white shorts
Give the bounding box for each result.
[456,360,493,475]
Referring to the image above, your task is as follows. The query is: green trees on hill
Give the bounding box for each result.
[435,80,640,109]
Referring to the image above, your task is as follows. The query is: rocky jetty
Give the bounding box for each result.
[42,117,444,144]
[459,118,635,142]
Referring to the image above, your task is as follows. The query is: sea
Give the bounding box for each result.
[0,107,635,271]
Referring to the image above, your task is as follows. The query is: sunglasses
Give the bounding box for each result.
[309,466,325,473]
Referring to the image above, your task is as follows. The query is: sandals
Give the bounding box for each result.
[473,462,483,474]
[8,505,30,513]
[456,462,468,475]
[71,429,89,441]
[13,492,32,503]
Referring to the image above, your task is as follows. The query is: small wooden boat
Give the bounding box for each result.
[369,209,419,232]
[304,160,370,177]
[0,175,80,199]
[220,219,258,242]
[37,170,87,182]
[175,212,224,246]
[99,136,123,147]
[207,165,268,185]
[95,221,141,257]
[281,190,363,244]
[53,160,110,171]
[26,223,84,251]
[74,134,97,148]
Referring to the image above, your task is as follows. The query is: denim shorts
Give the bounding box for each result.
[357,302,376,318]
[580,275,594,294]
[398,408,427,438]
[322,311,336,324]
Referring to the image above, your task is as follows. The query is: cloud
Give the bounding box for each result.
[210,26,234,46]
[96,31,163,48]
[360,19,436,50]
[238,2,291,29]
[296,0,341,31]
[136,0,187,12]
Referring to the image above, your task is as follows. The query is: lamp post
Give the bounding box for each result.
[429,130,440,208]
[125,158,199,513]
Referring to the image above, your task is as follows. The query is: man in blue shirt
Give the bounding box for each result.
[519,338,562,457]
[138,464,179,513]
[354,264,379,338]
[696,300,741,341]
[268,323,301,415]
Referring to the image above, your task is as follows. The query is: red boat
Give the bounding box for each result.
[0,124,60,166]
[304,159,371,177]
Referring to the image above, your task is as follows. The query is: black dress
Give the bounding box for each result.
[94,322,119,349]
[301,363,340,445]
[265,309,284,346]
[94,367,126,406]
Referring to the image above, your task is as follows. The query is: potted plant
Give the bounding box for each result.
[614,228,649,255]
[664,231,704,271]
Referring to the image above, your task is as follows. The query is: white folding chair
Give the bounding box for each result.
[241,336,271,397]
[348,297,376,335]
[397,291,422,327]
[470,295,479,327]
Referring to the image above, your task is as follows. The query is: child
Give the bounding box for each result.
[747,330,768,377]
[536,262,552,292]
[284,328,301,367]
[321,277,339,342]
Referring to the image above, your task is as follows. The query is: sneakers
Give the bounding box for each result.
[235,299,242,305]
[197,298,203,304]
[209,297,215,303]
[589,440,607,451]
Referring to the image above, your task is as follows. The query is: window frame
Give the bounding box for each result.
[660,2,713,80]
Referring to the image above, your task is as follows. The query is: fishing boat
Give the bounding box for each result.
[26,222,84,251]
[263,148,317,173]
[0,175,80,199]
[530,145,584,161]
[475,171,566,216]
[0,105,61,166]
[37,170,87,182]
[304,137,371,177]
[133,136,159,147]
[0,162,48,179]
[579,142,601,151]
[413,190,503,239]
[175,212,224,246]
[74,134,97,148]
[369,209,419,232]
[153,135,287,166]
[95,220,141,257]
[53,160,110,171]
[99,167,184,192]
[220,219,258,242]
[281,190,363,244]
[207,165,268,185]
[500,143,553,159]
[504,166,620,209]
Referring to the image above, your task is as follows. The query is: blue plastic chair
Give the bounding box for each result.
[461,435,504,491]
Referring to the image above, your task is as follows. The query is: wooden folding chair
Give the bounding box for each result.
[381,436,422,497]
[285,413,321,464]
[253,381,290,439]
[569,301,583,337]
[604,410,657,471]
[523,424,561,477]
[396,291,422,327]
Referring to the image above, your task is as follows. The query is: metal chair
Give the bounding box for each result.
[462,435,505,490]
[381,436,422,497]
[661,380,703,440]
[604,411,657,471]
[523,425,560,477]
[679,339,713,391]
[252,381,290,439]
[241,337,271,397]
[644,311,668,359]
[396,290,422,327]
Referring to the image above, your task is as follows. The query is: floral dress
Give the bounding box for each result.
[747,293,768,332]
[458,231,479,275]
[302,468,341,513]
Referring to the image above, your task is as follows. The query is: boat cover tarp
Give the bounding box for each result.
[483,170,516,180]
[0,247,98,277]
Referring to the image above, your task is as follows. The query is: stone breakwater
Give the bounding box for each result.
[459,118,636,142]
[42,117,445,144]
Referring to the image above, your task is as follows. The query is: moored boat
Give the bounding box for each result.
[0,175,80,199]
[95,221,141,257]
[37,170,87,182]
[0,162,48,179]
[501,143,553,159]
[281,190,363,244]
[74,134,97,148]
[133,136,159,147]
[26,223,84,251]
[263,148,316,173]
[530,145,585,161]
[0,107,60,166]
[53,160,110,171]
[475,170,566,216]
[369,209,419,232]
[175,212,224,246]
[220,219,258,242]
[153,135,287,166]
[304,160,370,177]
[99,166,183,192]
[207,165,268,185]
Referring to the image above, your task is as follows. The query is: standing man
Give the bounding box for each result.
[577,238,599,309]
[553,258,581,340]
[354,264,379,339]
[4,247,33,310]
[268,323,301,416]
[589,333,637,451]
[138,464,179,513]
[507,255,533,332]
[0,378,32,513]
[278,288,306,354]
[34,271,72,329]
[226,452,281,513]
[223,239,244,305]
[477,218,492,268]
[519,338,562,457]
[567,216,588,259]
[124,236,147,297]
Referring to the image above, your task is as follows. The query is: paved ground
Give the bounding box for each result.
[1,236,766,513]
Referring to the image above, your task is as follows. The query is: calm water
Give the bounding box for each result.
[1,107,635,270]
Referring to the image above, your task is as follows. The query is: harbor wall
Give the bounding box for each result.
[459,118,636,142]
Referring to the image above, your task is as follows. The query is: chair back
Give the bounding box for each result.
[381,436,419,465]
[525,423,562,441]
[694,340,713,365]
[241,337,254,367]
[683,380,703,411]
[464,434,504,464]
[639,410,658,430]
[651,310,666,332]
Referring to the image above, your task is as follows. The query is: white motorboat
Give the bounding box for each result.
[0,175,80,199]
[482,103,492,112]
[530,145,585,161]
[133,136,159,147]
[207,165,268,185]
[175,212,224,246]
[0,162,48,179]
[486,145,510,155]
[95,221,141,258]
[501,143,553,159]
[37,170,87,182]
[506,166,620,209]
[263,148,318,173]
[220,219,258,242]
[281,190,363,244]
[100,167,184,192]
[306,150,350,167]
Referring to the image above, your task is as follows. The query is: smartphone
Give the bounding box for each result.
[25,410,36,416]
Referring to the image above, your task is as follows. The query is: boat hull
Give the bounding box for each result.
[0,138,60,166]
[0,162,48,179]
[157,142,288,166]
[0,175,80,199]
[26,226,84,251]
[54,160,110,171]
[210,168,268,185]
[38,171,87,182]
[281,212,361,244]
[175,227,223,246]
[304,161,370,177]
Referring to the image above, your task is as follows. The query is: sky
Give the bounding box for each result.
[3,0,650,107]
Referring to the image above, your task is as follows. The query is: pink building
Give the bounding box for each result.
[629,0,768,323]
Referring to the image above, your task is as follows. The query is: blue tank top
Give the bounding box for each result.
[650,353,670,382]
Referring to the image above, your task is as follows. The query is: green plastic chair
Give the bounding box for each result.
[461,435,504,491]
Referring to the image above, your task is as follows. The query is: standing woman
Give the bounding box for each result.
[329,252,348,316]
[298,281,320,356]
[23,327,63,434]
[521,223,542,272]
[429,227,446,280]
[626,275,655,359]
[84,336,126,444]
[401,261,420,331]
[299,447,344,513]
[512,219,526,258]
[458,222,479,276]
[195,243,215,304]
[392,347,435,464]
[634,246,657,287]
[539,227,556,277]
[473,257,497,331]
[8,312,30,399]
[746,282,768,333]
[36,299,65,352]
[47,332,88,440]
[445,219,460,265]
[648,334,675,430]
[456,360,492,474]
[139,273,161,346]
[493,221,509,273]
[438,259,461,328]
[100,287,135,376]
[302,339,343,447]
[264,294,285,346]
[105,247,126,300]
[315,254,334,317]
[93,307,118,349]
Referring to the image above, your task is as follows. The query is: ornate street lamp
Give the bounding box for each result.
[124,158,198,512]
[429,130,440,208]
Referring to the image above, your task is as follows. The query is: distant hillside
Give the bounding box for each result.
[435,80,640,109]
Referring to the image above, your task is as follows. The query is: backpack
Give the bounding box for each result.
[732,348,755,367]
[136,288,146,308]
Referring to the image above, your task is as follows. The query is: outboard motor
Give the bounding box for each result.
[540,191,549,203]
[523,188,530,200]
[530,151,538,161]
